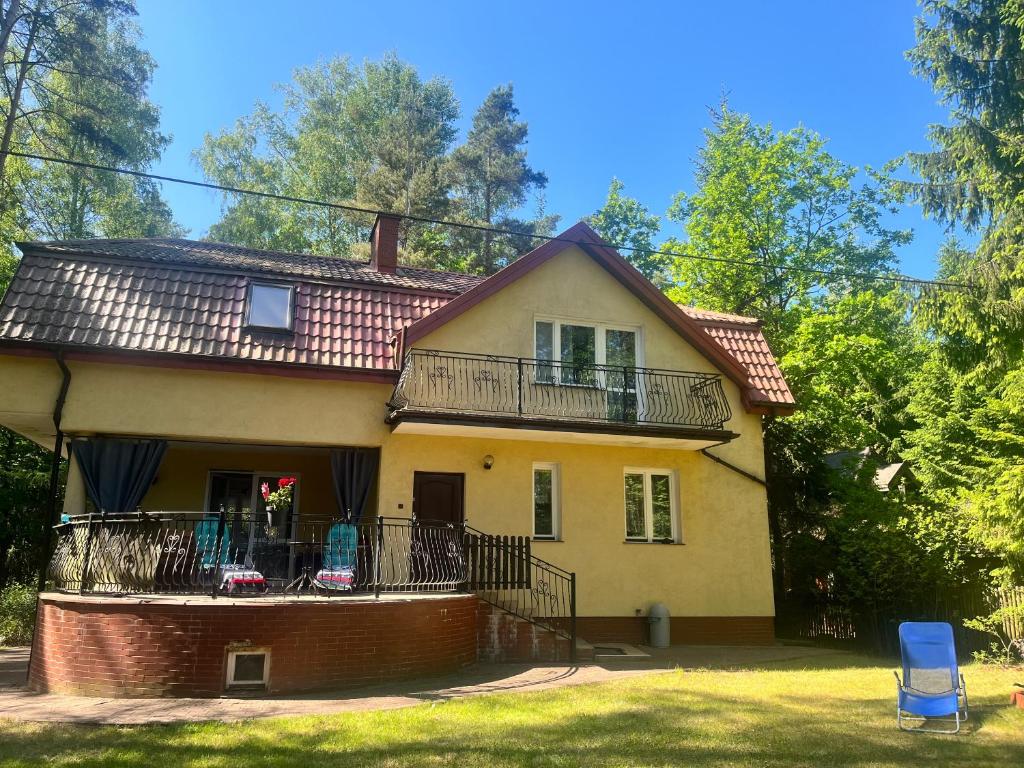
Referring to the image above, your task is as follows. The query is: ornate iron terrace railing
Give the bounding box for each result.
[47,512,466,597]
[389,349,733,431]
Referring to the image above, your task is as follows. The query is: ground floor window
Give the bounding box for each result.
[624,468,678,542]
[532,462,560,539]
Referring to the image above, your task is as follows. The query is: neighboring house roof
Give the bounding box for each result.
[824,448,912,492]
[0,225,795,413]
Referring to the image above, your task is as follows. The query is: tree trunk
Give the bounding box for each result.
[0,9,38,190]
[0,0,22,70]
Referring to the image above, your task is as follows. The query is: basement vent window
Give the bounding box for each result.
[226,649,270,689]
[246,282,294,331]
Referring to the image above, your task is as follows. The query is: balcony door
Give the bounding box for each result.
[605,329,639,423]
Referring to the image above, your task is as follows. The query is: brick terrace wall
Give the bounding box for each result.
[476,602,572,662]
[30,593,478,698]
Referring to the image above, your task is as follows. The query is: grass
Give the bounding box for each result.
[1,654,1022,767]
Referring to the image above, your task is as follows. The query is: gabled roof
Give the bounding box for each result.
[824,448,912,493]
[0,226,795,413]
[402,222,795,413]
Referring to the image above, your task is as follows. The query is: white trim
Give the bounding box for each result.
[226,648,270,687]
[531,462,561,540]
[623,467,679,543]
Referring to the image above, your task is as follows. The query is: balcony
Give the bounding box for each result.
[387,349,737,448]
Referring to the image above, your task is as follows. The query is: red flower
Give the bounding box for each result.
[260,482,270,501]
[278,476,296,489]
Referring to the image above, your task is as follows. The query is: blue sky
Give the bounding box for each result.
[136,0,954,278]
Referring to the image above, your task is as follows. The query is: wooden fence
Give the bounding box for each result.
[776,584,1024,657]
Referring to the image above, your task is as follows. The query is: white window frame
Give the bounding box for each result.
[245,281,295,332]
[623,467,680,543]
[532,462,561,540]
[533,315,644,370]
[226,648,270,688]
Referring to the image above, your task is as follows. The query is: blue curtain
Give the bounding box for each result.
[330,447,379,523]
[70,438,168,513]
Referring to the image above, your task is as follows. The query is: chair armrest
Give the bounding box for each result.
[893,671,902,686]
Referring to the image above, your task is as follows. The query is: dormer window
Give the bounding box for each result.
[246,283,294,331]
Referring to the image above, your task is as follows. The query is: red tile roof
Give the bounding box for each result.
[0,234,794,412]
[0,254,453,370]
[678,306,795,408]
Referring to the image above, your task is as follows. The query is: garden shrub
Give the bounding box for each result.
[0,583,37,646]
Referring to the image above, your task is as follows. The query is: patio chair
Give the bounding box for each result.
[314,521,357,591]
[894,621,968,733]
[195,514,267,594]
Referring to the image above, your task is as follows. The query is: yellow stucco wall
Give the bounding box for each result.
[379,433,773,617]
[0,242,776,618]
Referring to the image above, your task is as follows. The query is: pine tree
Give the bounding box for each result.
[448,85,554,274]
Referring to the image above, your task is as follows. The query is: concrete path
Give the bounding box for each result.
[0,644,841,725]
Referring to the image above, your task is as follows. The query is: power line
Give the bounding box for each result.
[1,148,973,291]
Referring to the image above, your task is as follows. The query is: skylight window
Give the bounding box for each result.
[246,283,294,331]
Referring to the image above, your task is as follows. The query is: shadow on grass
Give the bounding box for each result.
[2,670,1022,768]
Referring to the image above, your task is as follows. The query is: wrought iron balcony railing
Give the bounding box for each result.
[388,349,733,432]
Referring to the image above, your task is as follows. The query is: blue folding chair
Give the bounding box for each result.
[894,622,969,733]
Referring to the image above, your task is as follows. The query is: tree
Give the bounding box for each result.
[781,290,926,454]
[0,429,51,588]
[767,289,931,603]
[663,103,910,343]
[0,0,180,286]
[17,11,180,240]
[197,54,459,261]
[447,84,555,274]
[904,0,1024,583]
[587,178,666,283]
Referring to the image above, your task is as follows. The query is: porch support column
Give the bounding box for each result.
[62,455,86,517]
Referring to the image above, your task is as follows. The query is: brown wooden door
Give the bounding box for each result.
[412,472,465,525]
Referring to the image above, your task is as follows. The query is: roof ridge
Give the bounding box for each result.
[20,236,486,283]
[16,237,483,295]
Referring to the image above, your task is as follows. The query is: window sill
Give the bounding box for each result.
[623,539,684,545]
[532,537,562,543]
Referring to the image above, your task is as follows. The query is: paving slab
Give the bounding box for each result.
[0,644,842,725]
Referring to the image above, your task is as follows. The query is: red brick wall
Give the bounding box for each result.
[30,593,478,697]
[476,602,572,662]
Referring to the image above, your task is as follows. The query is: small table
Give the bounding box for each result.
[284,540,320,593]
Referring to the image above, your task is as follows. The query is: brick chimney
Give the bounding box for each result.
[369,213,400,274]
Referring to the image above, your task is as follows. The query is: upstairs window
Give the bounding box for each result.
[246,283,293,331]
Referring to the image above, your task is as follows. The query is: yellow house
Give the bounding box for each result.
[0,216,795,695]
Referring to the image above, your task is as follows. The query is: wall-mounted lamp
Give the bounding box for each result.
[482,454,494,470]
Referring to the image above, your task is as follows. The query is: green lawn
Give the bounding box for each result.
[1,655,1022,767]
